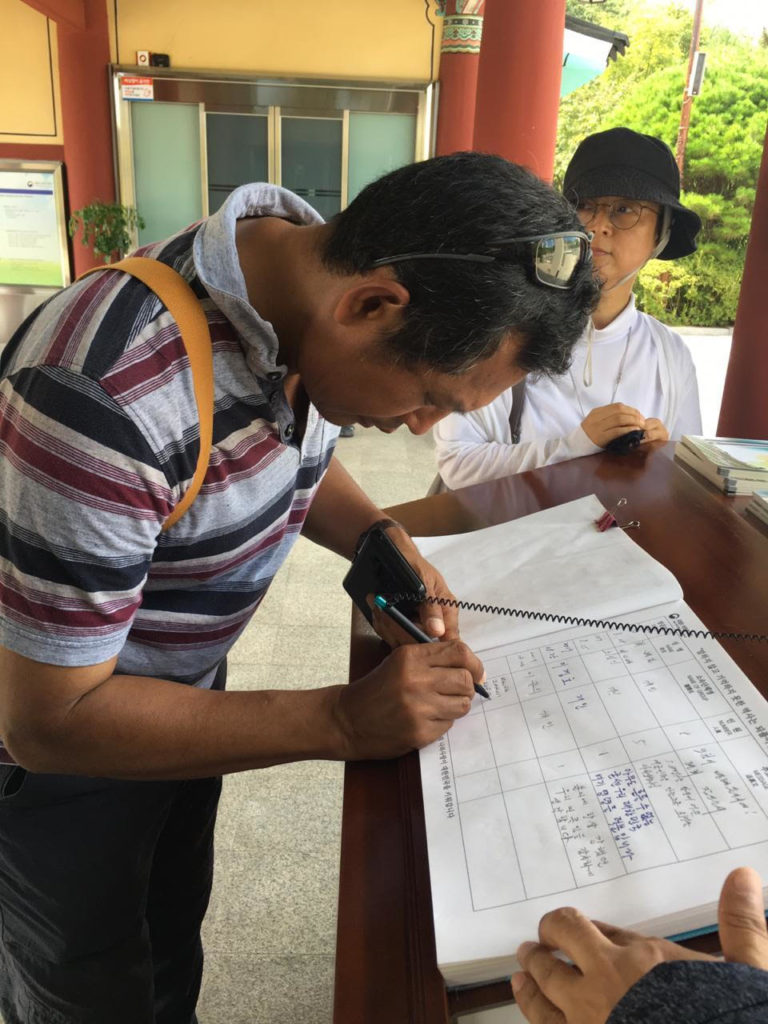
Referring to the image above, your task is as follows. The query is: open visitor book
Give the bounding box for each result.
[416,495,768,988]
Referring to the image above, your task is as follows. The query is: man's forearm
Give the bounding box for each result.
[9,675,350,780]
[302,455,397,559]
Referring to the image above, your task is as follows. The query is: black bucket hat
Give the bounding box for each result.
[563,127,702,260]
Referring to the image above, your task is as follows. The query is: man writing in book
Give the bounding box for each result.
[433,128,704,490]
[513,866,768,1022]
[0,154,597,1023]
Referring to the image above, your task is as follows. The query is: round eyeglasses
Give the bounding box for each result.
[577,199,661,231]
[369,231,592,291]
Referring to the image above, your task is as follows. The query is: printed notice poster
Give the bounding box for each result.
[0,165,69,288]
[120,76,154,101]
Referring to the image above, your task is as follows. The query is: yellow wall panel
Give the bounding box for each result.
[115,0,442,82]
[0,0,63,143]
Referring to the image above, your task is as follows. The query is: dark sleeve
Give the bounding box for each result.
[608,961,768,1024]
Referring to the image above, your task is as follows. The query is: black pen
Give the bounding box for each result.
[374,594,490,699]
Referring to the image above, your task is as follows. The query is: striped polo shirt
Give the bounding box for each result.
[0,185,338,762]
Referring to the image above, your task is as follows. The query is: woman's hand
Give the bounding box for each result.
[640,417,670,443]
[512,910,712,1024]
[581,404,646,448]
[511,867,768,1024]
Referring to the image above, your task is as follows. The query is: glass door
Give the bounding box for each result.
[114,71,433,246]
[280,115,343,220]
[347,112,417,204]
[206,112,269,214]
[131,101,204,245]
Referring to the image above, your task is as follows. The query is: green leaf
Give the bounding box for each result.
[68,202,146,263]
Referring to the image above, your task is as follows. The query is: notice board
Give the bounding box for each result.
[0,160,70,288]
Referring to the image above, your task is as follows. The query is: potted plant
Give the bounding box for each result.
[68,201,145,264]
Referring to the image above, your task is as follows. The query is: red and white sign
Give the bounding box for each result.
[120,76,154,101]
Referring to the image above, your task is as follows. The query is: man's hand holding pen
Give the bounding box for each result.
[331,521,486,759]
[332,637,485,759]
[375,596,490,701]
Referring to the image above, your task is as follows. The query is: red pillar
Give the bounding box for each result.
[434,2,485,157]
[473,0,565,182]
[56,0,115,275]
[717,122,768,440]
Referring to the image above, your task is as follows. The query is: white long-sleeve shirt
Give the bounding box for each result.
[434,296,702,490]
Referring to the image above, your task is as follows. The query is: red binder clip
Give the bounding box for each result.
[595,498,640,532]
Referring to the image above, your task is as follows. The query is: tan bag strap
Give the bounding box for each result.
[79,257,213,531]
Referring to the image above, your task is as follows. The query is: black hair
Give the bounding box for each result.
[322,152,598,375]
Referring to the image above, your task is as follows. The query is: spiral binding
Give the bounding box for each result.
[384,592,768,645]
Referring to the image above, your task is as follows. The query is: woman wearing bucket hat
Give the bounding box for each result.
[432,128,703,490]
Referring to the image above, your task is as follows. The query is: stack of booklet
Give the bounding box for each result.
[674,435,768,495]
[746,488,768,526]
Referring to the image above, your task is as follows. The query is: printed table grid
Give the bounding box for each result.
[448,614,768,912]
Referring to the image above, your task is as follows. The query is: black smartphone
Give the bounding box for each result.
[343,525,427,626]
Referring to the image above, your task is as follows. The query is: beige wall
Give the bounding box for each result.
[0,0,63,144]
[114,0,443,82]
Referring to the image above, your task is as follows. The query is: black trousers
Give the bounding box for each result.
[0,667,226,1024]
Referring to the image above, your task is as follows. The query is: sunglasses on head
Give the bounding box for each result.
[370,231,593,290]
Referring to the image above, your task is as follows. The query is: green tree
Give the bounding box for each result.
[558,2,691,186]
